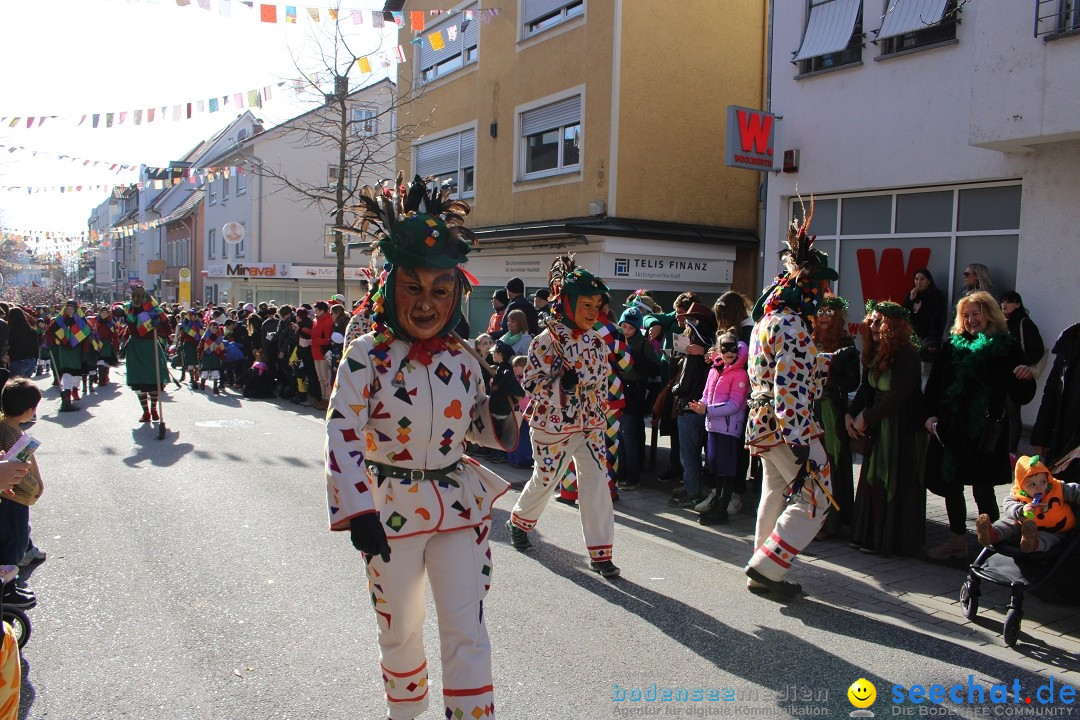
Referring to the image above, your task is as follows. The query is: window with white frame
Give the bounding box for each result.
[793,0,863,74]
[235,222,246,257]
[415,130,476,199]
[876,0,958,55]
[328,164,355,189]
[208,228,217,259]
[352,107,378,137]
[325,225,350,258]
[221,173,229,201]
[208,178,218,205]
[522,0,584,38]
[520,95,581,179]
[236,167,247,194]
[418,4,478,82]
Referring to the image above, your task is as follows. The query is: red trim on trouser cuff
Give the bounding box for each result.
[510,515,536,531]
[769,532,799,556]
[382,661,427,678]
[444,685,494,697]
[761,545,792,569]
[387,689,428,702]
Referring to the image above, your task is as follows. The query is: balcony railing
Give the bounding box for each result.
[1035,0,1080,38]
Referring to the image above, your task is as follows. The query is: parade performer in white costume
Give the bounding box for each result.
[324,176,519,720]
[744,199,837,600]
[506,254,622,578]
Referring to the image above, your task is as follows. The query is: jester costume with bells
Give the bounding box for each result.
[324,176,520,720]
[744,199,837,599]
[122,287,172,423]
[45,300,92,413]
[507,255,622,578]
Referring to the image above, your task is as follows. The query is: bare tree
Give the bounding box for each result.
[250,11,431,295]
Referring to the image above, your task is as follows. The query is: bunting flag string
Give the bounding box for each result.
[0,42,414,131]
[0,144,141,174]
[0,165,245,196]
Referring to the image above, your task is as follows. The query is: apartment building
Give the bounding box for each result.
[387,0,767,330]
[766,0,1080,422]
[200,80,397,307]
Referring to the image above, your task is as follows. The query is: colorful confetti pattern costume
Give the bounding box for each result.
[510,320,616,564]
[325,329,517,720]
[745,307,833,582]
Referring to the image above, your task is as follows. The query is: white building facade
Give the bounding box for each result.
[201,80,397,308]
[766,0,1080,421]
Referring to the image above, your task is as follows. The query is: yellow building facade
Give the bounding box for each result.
[388,0,767,328]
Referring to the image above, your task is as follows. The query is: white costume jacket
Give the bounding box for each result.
[523,322,608,433]
[325,332,519,536]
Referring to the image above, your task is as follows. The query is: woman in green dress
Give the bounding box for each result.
[845,300,926,557]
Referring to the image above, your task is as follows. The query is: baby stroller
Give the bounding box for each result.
[959,529,1080,647]
[1,564,30,650]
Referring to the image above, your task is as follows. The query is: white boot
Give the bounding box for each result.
[927,532,968,560]
[727,494,743,515]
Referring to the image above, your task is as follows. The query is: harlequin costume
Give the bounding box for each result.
[507,255,622,578]
[90,307,120,387]
[198,325,226,394]
[121,288,173,423]
[744,198,837,599]
[176,311,202,388]
[325,176,519,720]
[45,300,92,412]
[978,455,1080,552]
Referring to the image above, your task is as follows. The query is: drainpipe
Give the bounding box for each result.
[759,0,776,291]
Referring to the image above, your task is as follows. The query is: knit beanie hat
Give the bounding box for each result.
[619,307,644,332]
[493,340,514,361]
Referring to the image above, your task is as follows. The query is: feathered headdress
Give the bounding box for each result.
[337,174,477,340]
[752,195,837,322]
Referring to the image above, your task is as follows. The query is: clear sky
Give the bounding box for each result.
[0,0,393,238]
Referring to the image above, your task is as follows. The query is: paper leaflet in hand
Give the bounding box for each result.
[6,433,40,463]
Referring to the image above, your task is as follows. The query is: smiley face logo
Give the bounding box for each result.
[848,678,877,709]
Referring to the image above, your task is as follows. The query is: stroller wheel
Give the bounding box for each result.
[960,580,979,620]
[1003,609,1022,647]
[3,608,31,649]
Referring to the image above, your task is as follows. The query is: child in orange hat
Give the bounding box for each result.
[976,455,1079,552]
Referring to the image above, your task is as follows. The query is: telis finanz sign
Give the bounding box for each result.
[725,105,777,171]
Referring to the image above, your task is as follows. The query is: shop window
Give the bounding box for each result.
[896,191,953,233]
[957,186,1022,232]
[840,195,892,235]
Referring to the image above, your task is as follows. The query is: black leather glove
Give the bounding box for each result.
[560,369,579,392]
[350,513,391,563]
[789,444,810,466]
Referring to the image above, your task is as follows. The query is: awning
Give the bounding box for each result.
[875,0,949,40]
[792,0,862,61]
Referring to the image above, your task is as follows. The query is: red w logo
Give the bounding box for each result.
[856,248,932,303]
[737,109,773,154]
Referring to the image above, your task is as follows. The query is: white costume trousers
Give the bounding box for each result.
[748,441,831,581]
[365,526,495,720]
[510,427,615,563]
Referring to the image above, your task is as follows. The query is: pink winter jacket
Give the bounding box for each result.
[700,340,750,438]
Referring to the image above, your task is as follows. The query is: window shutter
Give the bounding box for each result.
[876,0,949,40]
[523,0,570,26]
[520,95,581,136]
[416,134,462,177]
[460,131,476,168]
[418,3,477,69]
[792,0,862,61]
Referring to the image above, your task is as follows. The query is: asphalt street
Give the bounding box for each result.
[11,370,1080,720]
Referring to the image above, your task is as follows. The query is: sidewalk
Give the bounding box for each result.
[483,433,1080,677]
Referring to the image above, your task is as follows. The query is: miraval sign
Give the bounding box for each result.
[205,263,291,278]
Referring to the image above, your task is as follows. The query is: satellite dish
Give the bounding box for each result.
[222,222,245,244]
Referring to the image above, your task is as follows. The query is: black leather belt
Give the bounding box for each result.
[366,460,461,485]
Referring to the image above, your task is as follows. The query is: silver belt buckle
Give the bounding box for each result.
[409,468,426,481]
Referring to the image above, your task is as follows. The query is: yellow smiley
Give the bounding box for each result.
[848,678,877,709]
